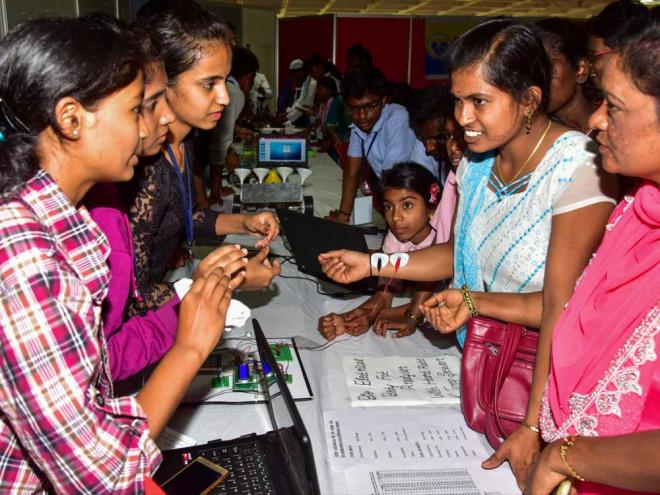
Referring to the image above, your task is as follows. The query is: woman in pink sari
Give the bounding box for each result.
[526,23,660,495]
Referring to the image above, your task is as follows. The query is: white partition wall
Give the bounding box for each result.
[243,7,277,113]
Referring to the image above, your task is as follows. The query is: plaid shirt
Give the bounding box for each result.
[0,170,161,494]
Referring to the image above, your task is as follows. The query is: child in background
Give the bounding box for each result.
[442,114,467,174]
[327,66,438,223]
[318,163,446,339]
[373,115,465,335]
[427,111,467,238]
[314,76,350,166]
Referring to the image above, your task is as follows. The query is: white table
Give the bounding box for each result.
[167,153,518,494]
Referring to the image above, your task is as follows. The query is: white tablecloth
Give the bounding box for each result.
[167,153,518,494]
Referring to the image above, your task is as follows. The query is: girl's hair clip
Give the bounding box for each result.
[428,183,440,205]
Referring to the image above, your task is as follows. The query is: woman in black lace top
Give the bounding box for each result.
[127,5,280,315]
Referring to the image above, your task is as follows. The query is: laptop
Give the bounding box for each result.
[276,207,377,294]
[154,319,321,495]
[257,137,308,168]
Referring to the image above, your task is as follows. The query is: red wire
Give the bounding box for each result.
[363,275,396,320]
[306,257,403,349]
[364,257,402,318]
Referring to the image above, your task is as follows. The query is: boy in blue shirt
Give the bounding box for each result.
[327,65,437,223]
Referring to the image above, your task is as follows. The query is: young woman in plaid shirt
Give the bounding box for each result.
[0,17,245,493]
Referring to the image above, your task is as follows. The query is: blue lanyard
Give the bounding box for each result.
[165,142,193,248]
[359,130,380,162]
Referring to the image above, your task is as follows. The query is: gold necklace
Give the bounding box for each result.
[165,144,186,172]
[497,120,552,185]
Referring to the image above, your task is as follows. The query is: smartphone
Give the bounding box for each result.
[160,456,229,495]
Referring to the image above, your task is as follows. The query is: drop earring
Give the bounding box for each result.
[524,112,533,135]
[72,129,79,136]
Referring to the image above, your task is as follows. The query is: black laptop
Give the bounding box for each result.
[154,319,321,495]
[276,207,376,293]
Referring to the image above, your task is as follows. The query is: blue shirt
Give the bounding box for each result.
[347,103,438,178]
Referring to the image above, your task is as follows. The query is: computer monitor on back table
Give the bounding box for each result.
[257,137,308,167]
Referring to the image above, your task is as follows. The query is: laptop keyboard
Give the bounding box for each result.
[200,441,274,495]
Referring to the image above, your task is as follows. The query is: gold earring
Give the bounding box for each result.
[524,113,532,135]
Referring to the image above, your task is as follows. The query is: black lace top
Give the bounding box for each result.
[126,140,219,316]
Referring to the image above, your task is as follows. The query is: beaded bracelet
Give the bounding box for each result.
[560,435,586,482]
[460,284,479,317]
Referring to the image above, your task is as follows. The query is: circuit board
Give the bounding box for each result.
[200,343,293,393]
[182,337,314,404]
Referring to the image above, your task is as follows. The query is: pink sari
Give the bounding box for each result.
[541,181,660,495]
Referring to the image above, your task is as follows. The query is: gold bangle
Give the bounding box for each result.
[522,421,541,434]
[460,284,479,317]
[559,435,586,482]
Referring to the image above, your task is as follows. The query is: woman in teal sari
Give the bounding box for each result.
[318,19,618,490]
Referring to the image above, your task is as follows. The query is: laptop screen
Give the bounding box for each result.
[275,208,376,294]
[253,320,320,495]
[263,352,293,432]
[258,137,307,165]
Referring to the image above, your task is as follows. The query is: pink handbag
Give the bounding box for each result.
[460,316,538,448]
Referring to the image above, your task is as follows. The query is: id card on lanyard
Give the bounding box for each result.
[165,142,194,265]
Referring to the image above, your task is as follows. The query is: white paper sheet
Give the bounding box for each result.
[343,465,519,495]
[324,409,484,466]
[323,409,519,494]
[156,427,197,451]
[343,355,461,406]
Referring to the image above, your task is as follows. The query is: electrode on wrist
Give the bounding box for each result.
[389,252,409,269]
[370,253,389,274]
[370,253,409,275]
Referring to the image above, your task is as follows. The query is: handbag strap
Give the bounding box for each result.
[484,322,524,447]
